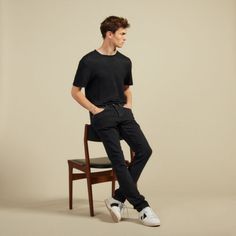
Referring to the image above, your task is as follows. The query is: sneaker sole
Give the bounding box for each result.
[140,219,161,227]
[104,199,120,223]
[143,222,161,227]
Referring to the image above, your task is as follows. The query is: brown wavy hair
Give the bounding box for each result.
[100,16,130,39]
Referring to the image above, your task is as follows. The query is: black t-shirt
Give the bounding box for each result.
[73,49,133,107]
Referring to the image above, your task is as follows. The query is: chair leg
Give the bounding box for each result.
[69,165,73,210]
[112,178,115,197]
[111,170,116,197]
[86,177,94,216]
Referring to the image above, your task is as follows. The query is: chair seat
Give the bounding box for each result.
[70,157,112,168]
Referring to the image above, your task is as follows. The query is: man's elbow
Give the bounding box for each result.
[71,86,81,99]
[124,85,130,91]
[71,87,76,99]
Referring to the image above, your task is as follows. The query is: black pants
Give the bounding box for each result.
[91,103,152,212]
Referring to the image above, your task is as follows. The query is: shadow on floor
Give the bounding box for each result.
[0,197,139,224]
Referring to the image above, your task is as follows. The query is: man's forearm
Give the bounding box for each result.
[71,86,100,114]
[124,86,132,108]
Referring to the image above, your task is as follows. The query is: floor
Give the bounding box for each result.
[0,194,235,236]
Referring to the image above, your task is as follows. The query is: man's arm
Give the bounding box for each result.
[71,86,104,115]
[123,85,132,109]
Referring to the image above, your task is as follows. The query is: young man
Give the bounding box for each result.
[71,16,160,227]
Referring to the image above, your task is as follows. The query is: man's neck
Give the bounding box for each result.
[97,41,117,56]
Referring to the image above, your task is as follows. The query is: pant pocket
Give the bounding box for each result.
[92,106,109,119]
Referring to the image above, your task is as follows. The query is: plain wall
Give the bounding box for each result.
[0,0,236,202]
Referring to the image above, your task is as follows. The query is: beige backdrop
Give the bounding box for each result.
[0,0,236,235]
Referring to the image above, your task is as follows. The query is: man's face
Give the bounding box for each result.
[109,28,127,48]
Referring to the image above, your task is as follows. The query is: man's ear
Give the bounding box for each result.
[106,31,113,39]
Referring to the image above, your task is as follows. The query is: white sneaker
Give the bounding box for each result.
[104,197,124,222]
[139,207,161,227]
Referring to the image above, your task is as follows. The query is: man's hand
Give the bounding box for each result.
[92,107,105,115]
[123,103,132,109]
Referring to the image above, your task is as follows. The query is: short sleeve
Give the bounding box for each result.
[124,59,133,85]
[72,58,91,88]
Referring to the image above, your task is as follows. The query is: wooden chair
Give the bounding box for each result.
[68,124,134,216]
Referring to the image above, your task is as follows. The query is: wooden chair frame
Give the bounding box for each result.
[68,124,134,216]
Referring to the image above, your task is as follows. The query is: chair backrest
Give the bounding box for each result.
[84,124,134,164]
[85,124,102,142]
[84,124,123,142]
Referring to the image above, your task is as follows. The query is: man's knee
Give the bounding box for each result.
[139,144,152,159]
[145,145,152,158]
